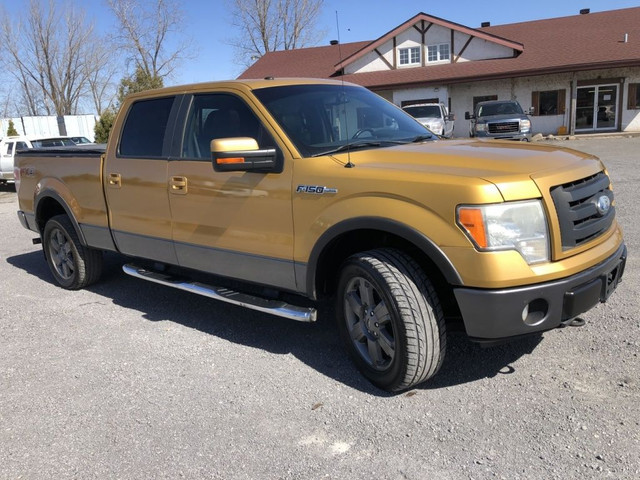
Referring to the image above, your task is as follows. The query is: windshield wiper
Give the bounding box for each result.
[314,135,434,157]
[314,141,383,157]
[408,134,434,143]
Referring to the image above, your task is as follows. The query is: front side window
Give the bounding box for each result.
[181,93,274,159]
[399,46,421,66]
[119,96,175,158]
[253,84,434,157]
[427,43,450,62]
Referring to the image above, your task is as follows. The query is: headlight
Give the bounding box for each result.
[457,200,549,264]
[520,119,531,132]
[475,123,487,132]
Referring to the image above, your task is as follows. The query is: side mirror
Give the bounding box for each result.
[447,113,455,121]
[211,137,279,173]
[464,112,473,120]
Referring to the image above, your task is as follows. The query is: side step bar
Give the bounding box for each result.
[123,264,317,323]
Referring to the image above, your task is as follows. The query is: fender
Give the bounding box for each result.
[306,216,463,298]
[34,186,88,245]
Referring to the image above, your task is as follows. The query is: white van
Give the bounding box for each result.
[0,136,77,184]
[0,136,32,184]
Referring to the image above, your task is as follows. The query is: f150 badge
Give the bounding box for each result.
[296,185,338,194]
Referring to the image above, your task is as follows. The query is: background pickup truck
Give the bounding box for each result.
[15,79,626,391]
[402,102,454,138]
[465,99,533,141]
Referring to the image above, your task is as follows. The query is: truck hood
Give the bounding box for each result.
[330,139,603,200]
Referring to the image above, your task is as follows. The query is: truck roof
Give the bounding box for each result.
[125,77,357,100]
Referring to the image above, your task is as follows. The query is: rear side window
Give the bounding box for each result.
[119,96,175,157]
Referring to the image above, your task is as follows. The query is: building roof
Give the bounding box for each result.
[239,7,640,89]
[239,41,370,80]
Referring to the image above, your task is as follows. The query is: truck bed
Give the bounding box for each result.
[16,145,111,249]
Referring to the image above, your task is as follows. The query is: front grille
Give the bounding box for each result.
[488,121,519,134]
[550,172,615,250]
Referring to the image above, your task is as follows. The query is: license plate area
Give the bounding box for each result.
[601,255,626,302]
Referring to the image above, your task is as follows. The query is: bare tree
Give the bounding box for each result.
[106,0,191,80]
[228,0,325,66]
[0,0,104,116]
[84,40,119,115]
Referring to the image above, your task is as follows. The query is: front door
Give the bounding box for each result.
[576,84,618,131]
[167,92,297,292]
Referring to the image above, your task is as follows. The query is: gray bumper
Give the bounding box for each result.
[475,131,531,141]
[454,243,627,341]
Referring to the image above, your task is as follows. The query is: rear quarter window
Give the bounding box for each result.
[119,96,175,157]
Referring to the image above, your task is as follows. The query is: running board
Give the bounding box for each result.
[123,264,317,323]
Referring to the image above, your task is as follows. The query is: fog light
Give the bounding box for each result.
[522,299,549,326]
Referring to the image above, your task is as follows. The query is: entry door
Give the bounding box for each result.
[576,85,618,131]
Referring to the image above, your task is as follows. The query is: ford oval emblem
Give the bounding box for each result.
[595,195,611,216]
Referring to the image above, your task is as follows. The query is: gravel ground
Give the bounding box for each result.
[0,136,638,479]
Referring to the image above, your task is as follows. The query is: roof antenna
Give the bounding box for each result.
[336,10,354,168]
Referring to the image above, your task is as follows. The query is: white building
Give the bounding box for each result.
[240,7,640,137]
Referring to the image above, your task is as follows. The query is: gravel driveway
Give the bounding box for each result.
[0,136,638,479]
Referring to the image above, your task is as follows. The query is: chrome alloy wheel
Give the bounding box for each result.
[48,227,75,281]
[343,276,395,370]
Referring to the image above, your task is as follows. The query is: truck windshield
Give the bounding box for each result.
[403,105,441,119]
[478,102,524,117]
[253,84,434,157]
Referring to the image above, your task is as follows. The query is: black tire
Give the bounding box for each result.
[43,214,103,290]
[336,248,446,391]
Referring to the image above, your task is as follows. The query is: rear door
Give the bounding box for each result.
[103,95,181,263]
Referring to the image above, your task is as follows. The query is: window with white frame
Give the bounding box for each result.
[398,46,421,66]
[427,43,450,62]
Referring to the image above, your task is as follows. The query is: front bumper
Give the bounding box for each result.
[475,131,531,141]
[454,243,626,341]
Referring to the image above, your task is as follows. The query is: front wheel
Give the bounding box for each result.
[43,214,103,290]
[336,249,446,391]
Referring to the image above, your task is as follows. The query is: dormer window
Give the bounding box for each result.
[427,43,450,62]
[399,46,421,66]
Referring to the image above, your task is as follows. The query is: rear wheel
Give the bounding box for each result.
[336,248,446,391]
[43,214,103,289]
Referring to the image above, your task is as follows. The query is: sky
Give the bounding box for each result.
[6,0,640,87]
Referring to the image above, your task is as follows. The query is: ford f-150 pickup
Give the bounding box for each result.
[15,78,626,391]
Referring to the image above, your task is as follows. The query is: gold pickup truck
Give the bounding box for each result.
[15,78,626,391]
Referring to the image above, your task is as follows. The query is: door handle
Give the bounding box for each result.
[107,173,121,188]
[170,176,188,195]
